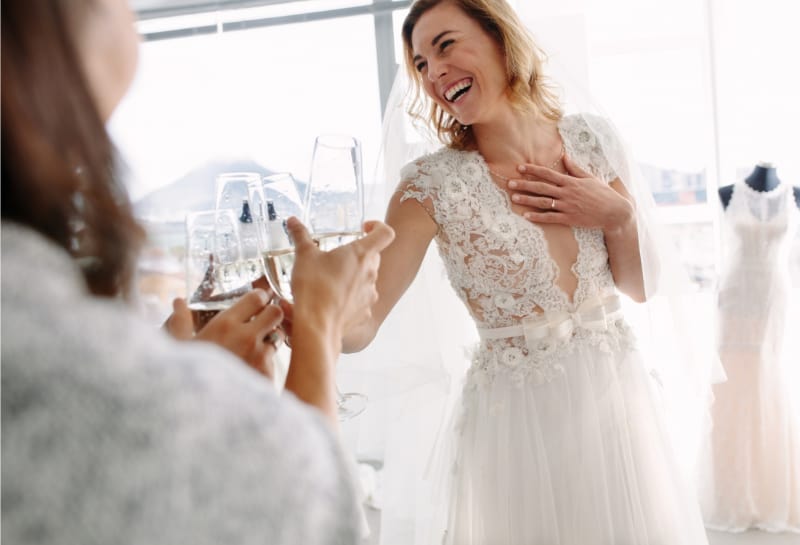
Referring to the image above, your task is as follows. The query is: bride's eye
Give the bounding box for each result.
[439,39,454,52]
[416,60,428,72]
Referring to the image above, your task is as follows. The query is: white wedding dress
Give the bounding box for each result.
[701,179,800,533]
[394,115,709,544]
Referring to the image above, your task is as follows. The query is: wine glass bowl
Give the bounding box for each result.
[215,172,261,212]
[249,172,305,303]
[185,209,250,331]
[305,134,364,240]
[306,134,368,421]
[215,172,263,284]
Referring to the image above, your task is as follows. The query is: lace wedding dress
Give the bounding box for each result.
[395,115,708,544]
[701,178,800,533]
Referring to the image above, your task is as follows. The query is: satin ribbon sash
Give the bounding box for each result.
[477,294,624,352]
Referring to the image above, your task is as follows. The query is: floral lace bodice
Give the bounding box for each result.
[399,115,620,327]
[397,115,634,385]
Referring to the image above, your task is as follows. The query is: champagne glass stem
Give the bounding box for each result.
[336,385,367,421]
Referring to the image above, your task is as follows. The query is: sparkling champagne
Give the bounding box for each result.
[313,230,362,251]
[263,248,296,302]
[188,300,236,331]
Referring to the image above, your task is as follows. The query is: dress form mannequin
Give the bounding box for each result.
[704,159,800,532]
[719,163,800,209]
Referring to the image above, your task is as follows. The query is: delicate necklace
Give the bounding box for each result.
[488,143,565,183]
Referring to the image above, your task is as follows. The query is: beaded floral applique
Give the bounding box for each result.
[398,115,636,387]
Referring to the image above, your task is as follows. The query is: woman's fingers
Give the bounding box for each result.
[512,193,563,210]
[362,219,381,233]
[507,177,567,212]
[353,221,395,256]
[278,299,294,339]
[562,153,592,178]
[285,216,314,252]
[165,298,195,340]
[518,163,570,186]
[509,178,562,197]
[523,210,568,224]
[248,303,284,338]
[223,289,271,323]
[507,155,620,228]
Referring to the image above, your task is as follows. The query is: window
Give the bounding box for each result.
[114,1,411,320]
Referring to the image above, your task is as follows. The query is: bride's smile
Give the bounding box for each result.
[409,1,509,127]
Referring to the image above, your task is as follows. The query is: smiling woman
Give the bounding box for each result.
[1,1,394,543]
[341,0,716,543]
[402,0,561,151]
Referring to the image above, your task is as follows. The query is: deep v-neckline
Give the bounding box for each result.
[467,122,583,308]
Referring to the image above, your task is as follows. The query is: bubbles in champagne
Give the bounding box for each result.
[313,230,362,252]
[263,248,296,302]
[188,300,235,331]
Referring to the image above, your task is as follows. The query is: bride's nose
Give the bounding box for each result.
[426,59,447,82]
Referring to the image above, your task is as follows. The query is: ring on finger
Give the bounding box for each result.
[550,198,556,209]
[264,330,282,348]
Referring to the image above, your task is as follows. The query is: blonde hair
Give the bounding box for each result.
[401,0,562,150]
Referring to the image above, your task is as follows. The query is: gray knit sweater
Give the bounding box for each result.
[1,222,361,545]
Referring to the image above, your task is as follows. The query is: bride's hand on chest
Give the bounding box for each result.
[506,154,634,232]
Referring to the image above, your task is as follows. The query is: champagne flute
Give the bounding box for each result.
[215,172,263,284]
[185,209,250,331]
[248,172,304,303]
[306,134,365,249]
[306,134,367,421]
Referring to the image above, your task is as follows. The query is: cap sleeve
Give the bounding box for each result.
[395,153,443,224]
[561,113,629,184]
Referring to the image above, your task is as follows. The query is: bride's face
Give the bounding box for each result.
[410,2,509,127]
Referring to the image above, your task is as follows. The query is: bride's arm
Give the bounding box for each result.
[604,178,646,302]
[342,192,438,353]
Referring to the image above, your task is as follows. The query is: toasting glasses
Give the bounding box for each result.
[184,209,250,331]
[248,172,305,303]
[306,134,368,420]
[214,172,264,285]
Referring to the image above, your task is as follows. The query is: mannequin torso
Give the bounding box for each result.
[719,164,800,209]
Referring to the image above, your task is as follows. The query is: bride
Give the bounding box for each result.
[345,0,710,542]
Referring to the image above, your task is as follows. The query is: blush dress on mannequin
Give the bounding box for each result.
[702,176,800,533]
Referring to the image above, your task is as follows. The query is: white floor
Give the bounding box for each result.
[362,509,800,545]
[708,530,800,545]
[357,465,800,545]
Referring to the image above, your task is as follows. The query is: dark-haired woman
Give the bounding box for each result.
[1,0,393,543]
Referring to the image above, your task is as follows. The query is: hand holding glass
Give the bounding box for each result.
[185,209,251,331]
[306,134,365,247]
[306,134,368,420]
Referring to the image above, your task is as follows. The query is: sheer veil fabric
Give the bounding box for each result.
[360,59,723,543]
[699,179,800,532]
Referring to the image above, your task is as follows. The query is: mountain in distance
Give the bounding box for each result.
[134,158,277,222]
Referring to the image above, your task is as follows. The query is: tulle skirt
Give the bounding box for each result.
[699,283,800,533]
[424,334,709,545]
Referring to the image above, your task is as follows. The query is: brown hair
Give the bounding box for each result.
[401,0,562,150]
[1,0,144,297]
